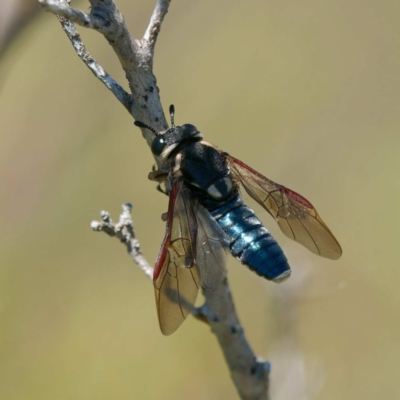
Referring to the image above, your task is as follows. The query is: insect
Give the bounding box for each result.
[134,105,342,335]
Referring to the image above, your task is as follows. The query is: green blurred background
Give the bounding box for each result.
[1,0,399,399]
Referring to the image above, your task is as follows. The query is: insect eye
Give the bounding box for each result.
[151,136,166,156]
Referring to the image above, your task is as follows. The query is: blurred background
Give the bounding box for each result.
[1,0,399,399]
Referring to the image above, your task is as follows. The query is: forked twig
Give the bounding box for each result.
[56,15,133,112]
[91,204,153,281]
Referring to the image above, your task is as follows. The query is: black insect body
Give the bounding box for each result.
[135,106,342,335]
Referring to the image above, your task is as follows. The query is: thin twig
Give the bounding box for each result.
[91,204,153,280]
[39,0,94,29]
[143,0,172,52]
[57,15,133,112]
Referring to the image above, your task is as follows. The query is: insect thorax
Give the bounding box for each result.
[178,142,236,209]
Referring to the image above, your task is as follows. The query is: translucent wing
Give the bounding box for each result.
[153,181,200,336]
[193,202,228,290]
[153,181,228,335]
[224,154,342,260]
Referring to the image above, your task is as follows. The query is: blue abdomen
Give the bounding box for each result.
[210,196,291,282]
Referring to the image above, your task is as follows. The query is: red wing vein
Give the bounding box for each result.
[226,154,342,259]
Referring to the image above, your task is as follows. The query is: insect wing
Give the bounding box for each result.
[153,182,200,336]
[225,154,342,260]
[194,203,229,290]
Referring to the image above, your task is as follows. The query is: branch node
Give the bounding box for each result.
[100,210,111,223]
[91,204,153,281]
[192,304,211,325]
[123,202,133,212]
[251,357,271,378]
[90,221,102,231]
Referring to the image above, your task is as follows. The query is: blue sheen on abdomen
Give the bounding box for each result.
[210,196,290,282]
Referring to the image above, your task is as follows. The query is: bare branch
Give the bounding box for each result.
[39,0,94,29]
[201,281,270,400]
[143,0,172,51]
[91,204,153,281]
[56,15,133,112]
[39,0,169,145]
[39,0,118,35]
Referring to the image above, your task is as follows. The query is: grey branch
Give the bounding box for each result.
[40,0,271,398]
[57,14,133,112]
[194,283,271,400]
[39,0,93,28]
[91,204,153,281]
[143,0,172,51]
[39,0,170,148]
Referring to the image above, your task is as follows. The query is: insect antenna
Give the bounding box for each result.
[134,120,158,135]
[169,104,175,127]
